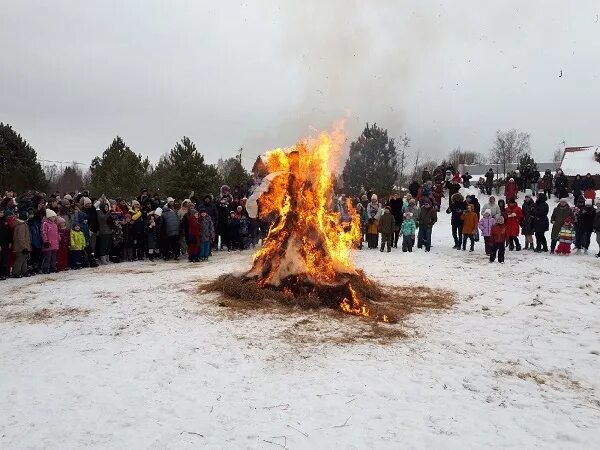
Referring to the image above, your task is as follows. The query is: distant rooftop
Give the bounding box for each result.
[560,146,600,176]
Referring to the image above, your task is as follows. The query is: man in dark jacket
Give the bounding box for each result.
[378,206,395,252]
[554,170,568,199]
[533,193,550,252]
[417,200,437,252]
[574,199,596,253]
[446,193,467,249]
[386,192,403,248]
[485,169,494,195]
[550,198,574,253]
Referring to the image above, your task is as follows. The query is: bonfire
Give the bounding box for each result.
[207,125,394,322]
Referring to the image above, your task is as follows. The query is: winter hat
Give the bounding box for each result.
[56,216,66,227]
[525,189,532,198]
[509,178,514,182]
[484,209,491,216]
[154,207,163,217]
[131,200,141,208]
[237,205,243,211]
[182,199,192,206]
[559,197,568,203]
[371,194,378,201]
[404,212,413,218]
[45,209,57,218]
[166,197,174,205]
[82,197,92,206]
[496,215,505,224]
[585,199,593,206]
[18,210,29,221]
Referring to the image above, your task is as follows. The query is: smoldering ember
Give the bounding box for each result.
[1,2,600,449]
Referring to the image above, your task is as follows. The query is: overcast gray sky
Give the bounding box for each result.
[1,0,599,170]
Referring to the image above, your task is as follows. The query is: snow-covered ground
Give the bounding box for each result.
[2,197,600,449]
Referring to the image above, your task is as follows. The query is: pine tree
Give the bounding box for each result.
[217,157,252,194]
[342,123,398,196]
[89,136,151,199]
[153,137,222,200]
[517,153,538,173]
[0,123,48,193]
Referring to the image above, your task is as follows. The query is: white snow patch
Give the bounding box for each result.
[1,198,600,449]
[561,147,600,176]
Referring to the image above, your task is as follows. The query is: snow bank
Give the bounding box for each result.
[561,147,600,176]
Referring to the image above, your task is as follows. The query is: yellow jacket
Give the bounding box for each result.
[69,230,86,251]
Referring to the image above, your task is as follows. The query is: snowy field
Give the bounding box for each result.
[1,197,600,449]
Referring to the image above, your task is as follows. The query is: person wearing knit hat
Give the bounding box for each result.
[479,208,496,255]
[550,197,574,253]
[186,208,200,262]
[489,214,506,263]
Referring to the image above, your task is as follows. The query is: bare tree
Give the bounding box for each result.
[553,148,563,163]
[447,147,485,167]
[488,130,531,176]
[396,134,410,187]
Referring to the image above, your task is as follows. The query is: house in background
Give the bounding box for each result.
[560,146,600,185]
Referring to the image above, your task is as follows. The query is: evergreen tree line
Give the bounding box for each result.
[0,123,252,200]
[2,121,544,200]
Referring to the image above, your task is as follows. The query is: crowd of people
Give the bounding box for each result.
[0,185,267,280]
[350,166,600,264]
[1,166,599,280]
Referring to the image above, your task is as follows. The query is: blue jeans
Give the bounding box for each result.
[199,241,211,260]
[418,227,432,251]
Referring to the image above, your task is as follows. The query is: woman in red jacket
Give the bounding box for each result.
[504,197,523,251]
[504,178,518,200]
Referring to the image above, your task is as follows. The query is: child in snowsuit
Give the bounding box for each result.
[504,198,523,251]
[41,209,60,274]
[198,209,215,261]
[69,223,86,269]
[378,206,395,252]
[401,212,416,252]
[227,211,240,251]
[479,209,496,255]
[460,204,478,252]
[490,215,507,263]
[556,216,575,255]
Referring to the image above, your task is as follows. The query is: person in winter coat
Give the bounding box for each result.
[482,196,501,219]
[550,198,574,253]
[485,169,495,195]
[594,199,600,257]
[401,211,416,252]
[554,169,568,199]
[417,199,437,252]
[460,204,478,251]
[581,173,596,200]
[81,197,98,258]
[432,183,444,211]
[226,210,241,251]
[574,198,596,253]
[201,195,219,251]
[447,193,467,249]
[378,206,395,252]
[462,172,472,188]
[96,202,114,265]
[186,209,200,262]
[11,211,31,277]
[571,174,584,202]
[504,178,518,200]
[490,215,507,263]
[408,180,421,199]
[147,208,162,260]
[533,193,550,252]
[504,198,523,251]
[466,195,481,218]
[28,210,43,274]
[366,194,381,249]
[479,209,496,255]
[556,216,575,255]
[41,209,60,273]
[69,222,86,269]
[198,208,215,261]
[0,208,11,280]
[445,179,461,198]
[160,205,181,260]
[521,193,536,250]
[56,217,70,271]
[540,170,553,198]
[129,200,146,260]
[385,192,403,248]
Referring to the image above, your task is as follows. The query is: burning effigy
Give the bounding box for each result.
[204,126,452,324]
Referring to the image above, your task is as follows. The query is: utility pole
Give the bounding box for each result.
[237,147,243,164]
